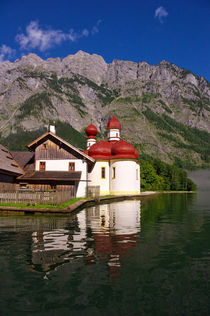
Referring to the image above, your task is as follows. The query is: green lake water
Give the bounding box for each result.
[0,170,209,316]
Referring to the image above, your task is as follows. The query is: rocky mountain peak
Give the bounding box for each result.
[0,51,209,167]
[61,50,107,84]
[17,53,44,67]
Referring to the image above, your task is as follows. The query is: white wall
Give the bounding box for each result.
[110,160,140,195]
[86,200,141,234]
[108,129,120,141]
[88,161,110,195]
[36,159,88,197]
[87,138,96,149]
[111,200,141,234]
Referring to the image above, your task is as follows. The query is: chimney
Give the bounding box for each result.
[49,124,56,134]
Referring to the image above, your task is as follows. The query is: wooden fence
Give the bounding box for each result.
[86,186,100,198]
[0,190,73,206]
[0,183,16,192]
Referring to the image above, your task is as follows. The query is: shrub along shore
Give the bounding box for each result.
[140,155,197,191]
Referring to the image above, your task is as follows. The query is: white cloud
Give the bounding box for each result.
[82,29,89,37]
[155,6,168,23]
[91,19,102,35]
[0,44,16,63]
[16,21,67,51]
[16,20,101,52]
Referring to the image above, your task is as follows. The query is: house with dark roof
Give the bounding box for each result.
[0,144,24,191]
[15,125,95,197]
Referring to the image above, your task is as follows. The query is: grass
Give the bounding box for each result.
[0,197,85,209]
[0,195,118,210]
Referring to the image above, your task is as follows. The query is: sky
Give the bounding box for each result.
[0,0,210,80]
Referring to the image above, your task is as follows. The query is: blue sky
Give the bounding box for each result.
[0,0,210,80]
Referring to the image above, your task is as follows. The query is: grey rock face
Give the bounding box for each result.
[62,51,107,84]
[0,50,210,166]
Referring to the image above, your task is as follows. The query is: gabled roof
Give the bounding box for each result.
[27,131,95,163]
[0,144,24,175]
[11,152,34,170]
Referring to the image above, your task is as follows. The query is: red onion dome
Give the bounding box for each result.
[107,116,121,130]
[88,141,111,159]
[111,140,137,159]
[85,124,97,137]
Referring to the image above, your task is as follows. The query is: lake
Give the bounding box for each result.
[0,170,209,316]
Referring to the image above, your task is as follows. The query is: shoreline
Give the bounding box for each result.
[0,192,157,214]
[0,191,197,214]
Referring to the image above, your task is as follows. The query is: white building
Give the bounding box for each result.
[85,116,140,196]
[17,116,140,197]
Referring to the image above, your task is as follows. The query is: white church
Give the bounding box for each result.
[17,116,141,197]
[84,116,140,196]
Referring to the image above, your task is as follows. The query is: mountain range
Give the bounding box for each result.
[0,50,209,168]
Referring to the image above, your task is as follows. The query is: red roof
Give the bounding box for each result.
[111,140,137,159]
[107,116,121,130]
[86,139,138,160]
[84,116,138,160]
[85,124,97,137]
[88,141,112,159]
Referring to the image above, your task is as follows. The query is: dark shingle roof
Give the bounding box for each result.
[11,152,34,170]
[18,171,82,181]
[0,144,23,175]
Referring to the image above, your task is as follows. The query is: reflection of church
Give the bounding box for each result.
[31,200,141,278]
[86,201,141,278]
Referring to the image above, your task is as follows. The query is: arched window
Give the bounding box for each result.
[101,167,106,179]
[112,167,116,179]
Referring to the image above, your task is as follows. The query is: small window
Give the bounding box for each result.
[101,167,106,179]
[40,161,46,171]
[112,167,116,179]
[136,169,139,180]
[69,162,75,171]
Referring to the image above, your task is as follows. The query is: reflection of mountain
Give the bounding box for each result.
[31,200,141,277]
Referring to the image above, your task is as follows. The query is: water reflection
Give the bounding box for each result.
[31,200,141,277]
[1,193,210,315]
[86,201,141,278]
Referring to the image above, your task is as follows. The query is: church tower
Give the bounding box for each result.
[107,116,121,141]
